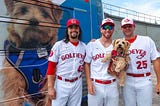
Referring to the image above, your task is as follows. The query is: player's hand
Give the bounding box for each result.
[48,87,56,99]
[155,82,160,95]
[87,80,96,95]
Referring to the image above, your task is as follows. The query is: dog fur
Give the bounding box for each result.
[0,0,62,106]
[102,39,130,86]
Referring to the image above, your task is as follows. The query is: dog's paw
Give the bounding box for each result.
[101,58,107,62]
[114,68,121,73]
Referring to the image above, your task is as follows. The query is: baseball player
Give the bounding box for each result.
[84,18,119,106]
[121,17,160,106]
[47,18,86,106]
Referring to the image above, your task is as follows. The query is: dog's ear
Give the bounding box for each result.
[52,5,62,23]
[112,39,118,50]
[125,41,131,53]
[5,0,14,15]
[126,41,131,49]
[112,39,117,47]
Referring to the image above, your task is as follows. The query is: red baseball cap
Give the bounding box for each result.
[66,18,80,27]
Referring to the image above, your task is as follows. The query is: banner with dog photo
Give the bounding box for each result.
[0,0,95,106]
[0,0,64,105]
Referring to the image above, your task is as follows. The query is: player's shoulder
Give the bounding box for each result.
[137,35,151,40]
[53,40,66,48]
[86,39,99,49]
[87,39,99,45]
[79,41,86,47]
[54,40,63,45]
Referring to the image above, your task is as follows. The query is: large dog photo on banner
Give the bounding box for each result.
[0,0,64,106]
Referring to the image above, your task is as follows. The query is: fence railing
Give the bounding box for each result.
[102,3,160,24]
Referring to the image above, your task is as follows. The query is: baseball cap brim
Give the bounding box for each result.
[101,22,115,26]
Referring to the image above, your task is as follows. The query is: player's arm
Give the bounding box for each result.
[47,61,57,99]
[84,62,96,95]
[84,62,91,84]
[152,58,160,94]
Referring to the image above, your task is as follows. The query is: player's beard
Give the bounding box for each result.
[71,32,78,39]
[103,33,111,39]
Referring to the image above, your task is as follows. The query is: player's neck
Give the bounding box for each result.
[70,40,79,46]
[125,35,137,43]
[100,38,112,48]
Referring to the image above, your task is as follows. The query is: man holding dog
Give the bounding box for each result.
[47,18,86,106]
[120,17,160,106]
[84,18,119,106]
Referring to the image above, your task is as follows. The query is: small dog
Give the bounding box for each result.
[0,0,62,106]
[102,39,130,86]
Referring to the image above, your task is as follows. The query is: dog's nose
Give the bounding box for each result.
[29,18,39,26]
[118,44,122,47]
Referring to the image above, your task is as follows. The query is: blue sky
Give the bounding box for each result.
[103,0,160,16]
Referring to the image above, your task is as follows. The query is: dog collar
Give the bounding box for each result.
[111,50,128,58]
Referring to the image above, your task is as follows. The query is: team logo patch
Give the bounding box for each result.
[124,18,130,22]
[49,50,54,57]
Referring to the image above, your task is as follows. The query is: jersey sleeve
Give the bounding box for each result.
[84,42,93,63]
[48,41,60,62]
[149,37,160,60]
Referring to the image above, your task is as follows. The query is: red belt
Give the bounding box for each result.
[57,74,82,82]
[127,72,151,77]
[91,78,116,84]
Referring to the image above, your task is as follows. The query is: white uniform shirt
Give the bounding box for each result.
[48,40,86,79]
[127,35,160,74]
[84,39,116,80]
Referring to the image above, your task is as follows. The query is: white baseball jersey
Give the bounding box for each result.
[122,35,159,106]
[127,35,160,74]
[84,39,116,80]
[48,40,86,78]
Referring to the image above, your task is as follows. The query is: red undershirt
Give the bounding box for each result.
[125,35,137,43]
[70,41,79,46]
